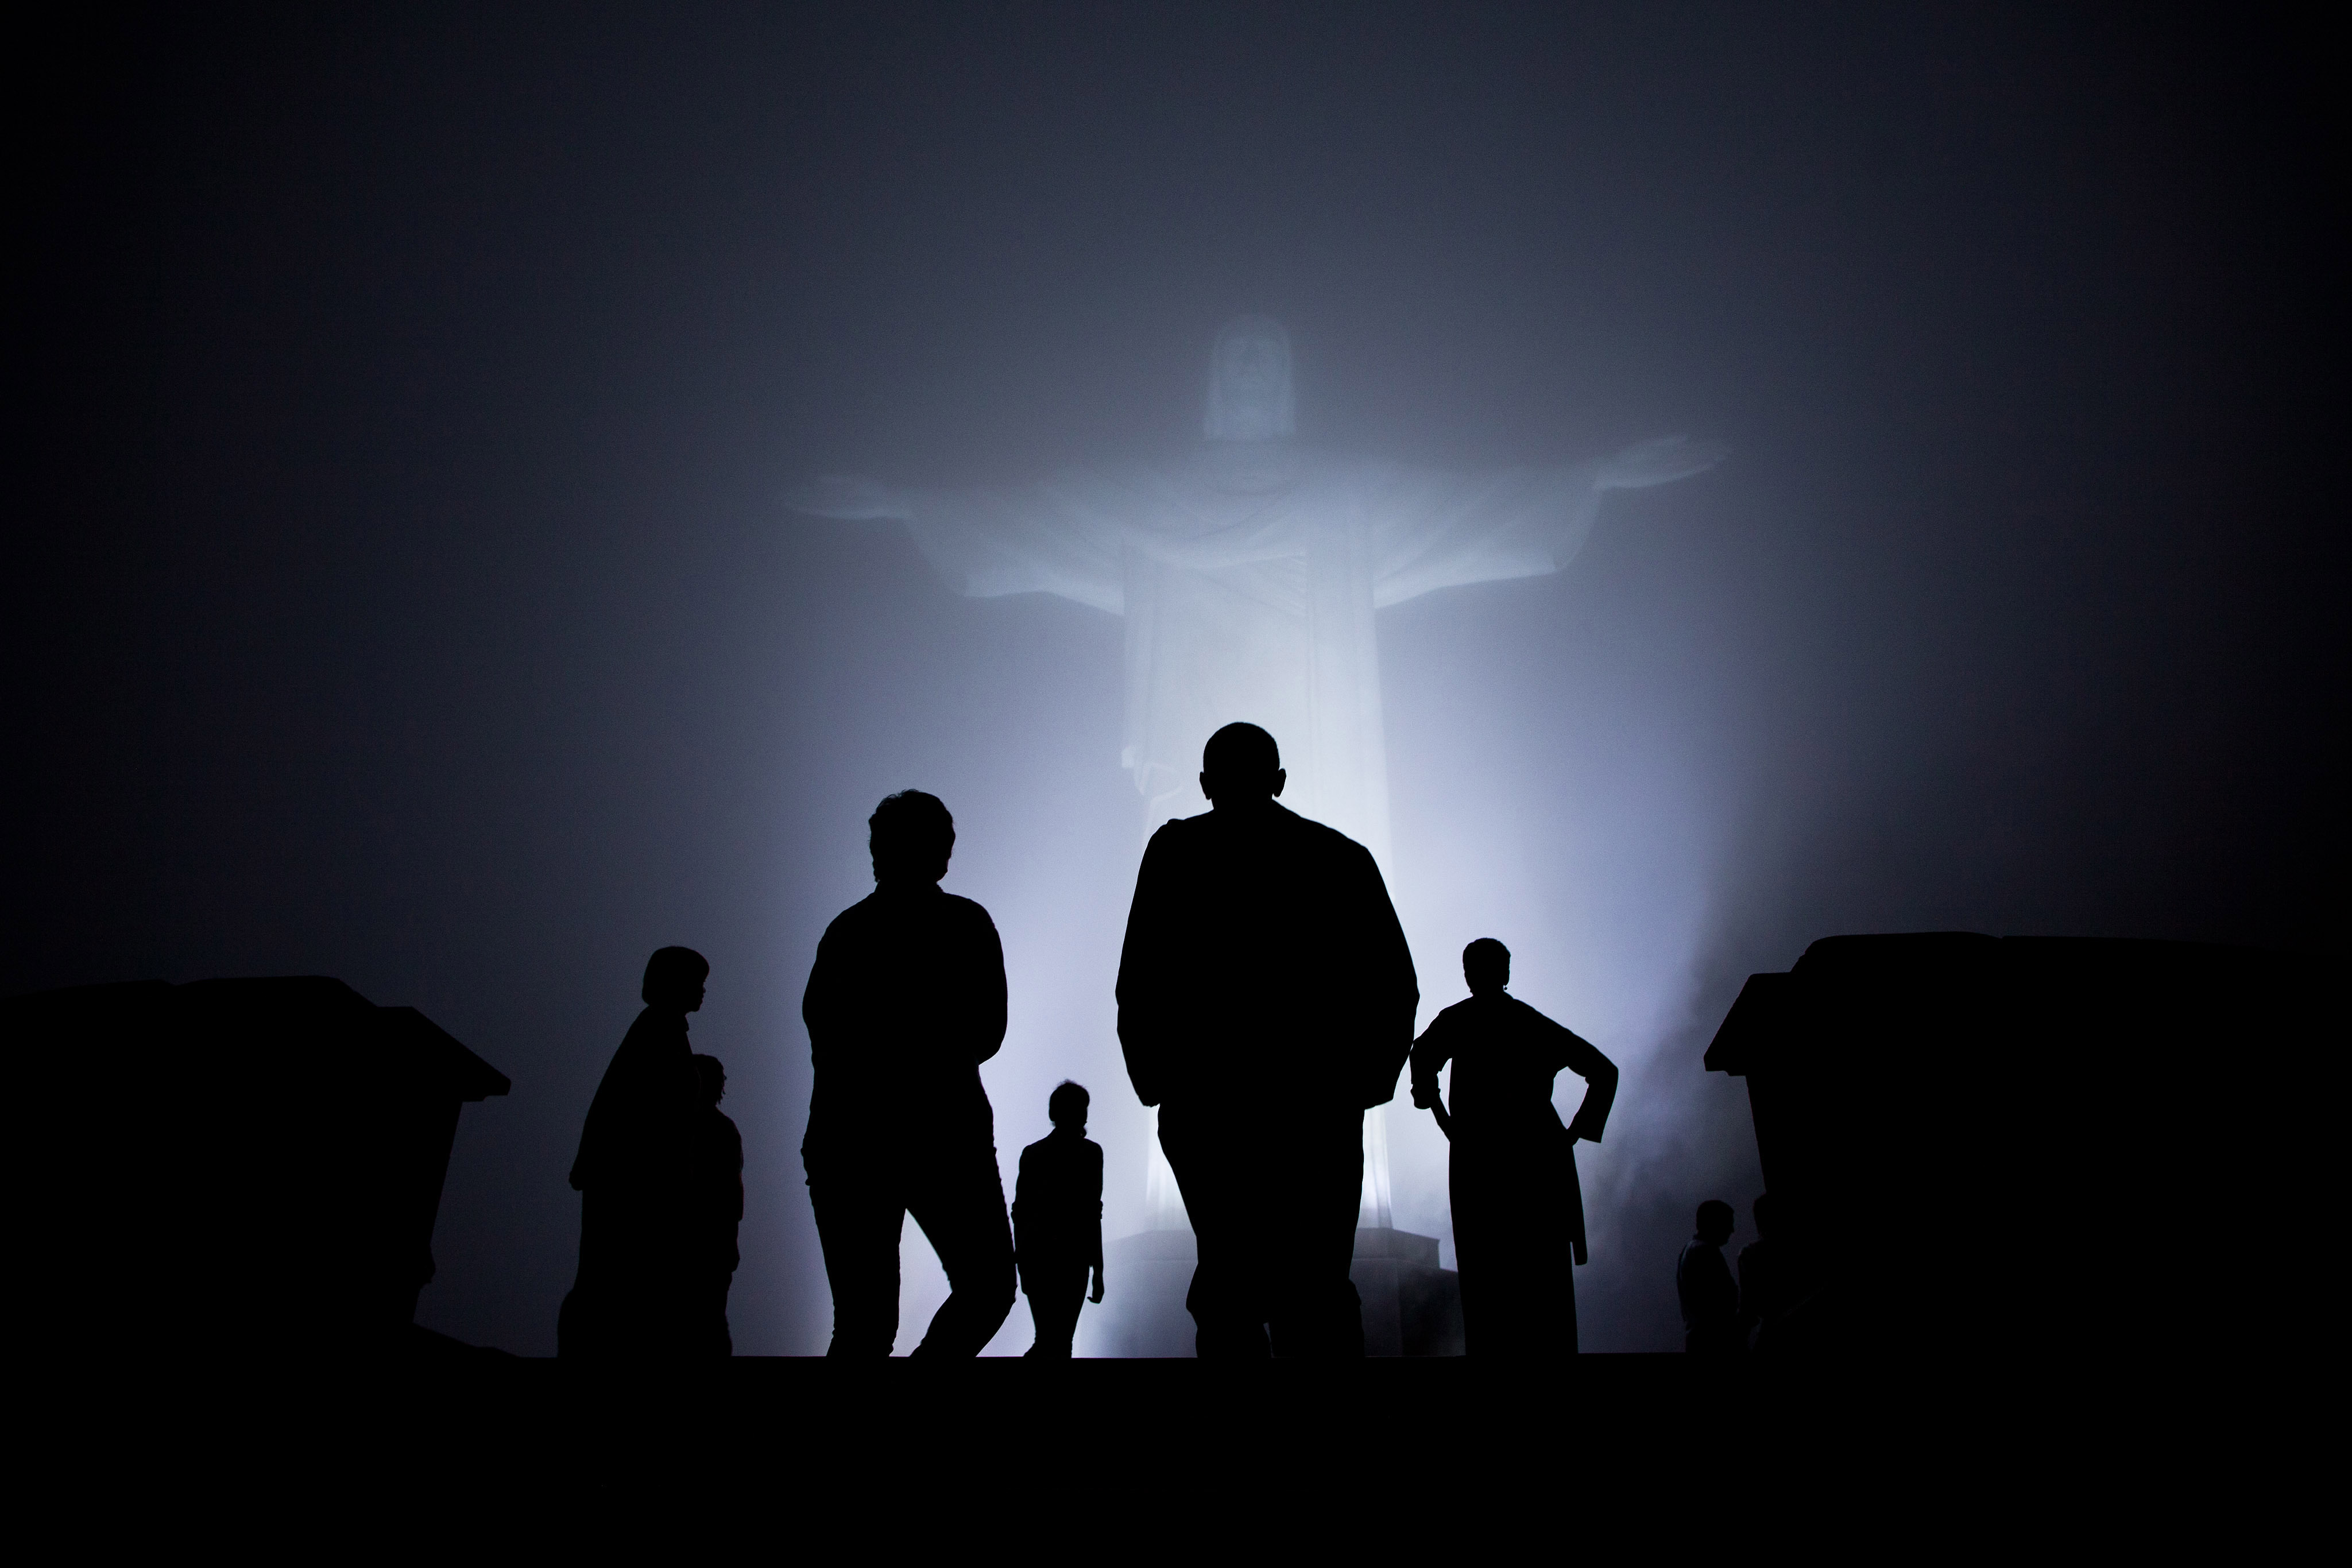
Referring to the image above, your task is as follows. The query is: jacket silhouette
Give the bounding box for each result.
[1116,722,1418,1357]
[1013,1082,1105,1358]
[559,946,714,1358]
[802,791,1016,1357]
[1410,939,1618,1357]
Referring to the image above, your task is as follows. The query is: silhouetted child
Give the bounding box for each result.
[1012,1081,1105,1358]
[692,1053,745,1357]
[1738,1193,1774,1352]
[1677,1199,1741,1354]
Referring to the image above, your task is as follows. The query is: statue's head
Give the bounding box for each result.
[1204,316,1295,442]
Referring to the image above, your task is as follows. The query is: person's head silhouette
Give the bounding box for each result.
[1200,722,1285,809]
[1049,1079,1090,1133]
[693,1053,726,1108]
[870,790,955,887]
[1695,1199,1735,1246]
[1463,938,1511,997]
[643,946,709,1015]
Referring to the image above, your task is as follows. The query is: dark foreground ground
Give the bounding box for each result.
[48,1345,2209,1550]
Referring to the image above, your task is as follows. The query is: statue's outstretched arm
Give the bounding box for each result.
[781,474,916,521]
[1593,435,1730,491]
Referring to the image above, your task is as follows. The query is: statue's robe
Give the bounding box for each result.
[888,440,1614,857]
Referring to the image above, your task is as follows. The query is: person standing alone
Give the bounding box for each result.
[1410,939,1618,1358]
[1012,1081,1105,1358]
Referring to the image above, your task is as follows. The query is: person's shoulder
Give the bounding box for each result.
[1499,993,1557,1027]
[1289,809,1380,866]
[1020,1135,1053,1160]
[823,892,886,934]
[938,891,1000,933]
[1147,813,1209,849]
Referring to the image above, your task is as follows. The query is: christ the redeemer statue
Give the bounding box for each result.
[790,317,1722,1236]
[789,317,1723,863]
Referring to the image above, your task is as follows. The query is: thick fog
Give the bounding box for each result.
[10,6,2338,1354]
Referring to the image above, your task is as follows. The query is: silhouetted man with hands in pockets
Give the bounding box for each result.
[1411,939,1618,1358]
[1117,722,1419,1358]
[803,791,1017,1357]
[560,944,713,1359]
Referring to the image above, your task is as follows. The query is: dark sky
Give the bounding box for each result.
[12,3,2341,1354]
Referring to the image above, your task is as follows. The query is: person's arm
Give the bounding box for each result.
[1550,1019,1620,1144]
[1088,1142,1105,1302]
[1115,829,1180,1107]
[1349,842,1421,1109]
[1409,1014,1454,1139]
[1709,1249,1740,1320]
[801,922,842,1067]
[967,907,1009,1066]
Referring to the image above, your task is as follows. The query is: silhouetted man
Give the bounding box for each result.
[1677,1199,1741,1354]
[1117,722,1419,1357]
[803,791,1017,1356]
[1410,938,1619,1358]
[691,1053,744,1357]
[560,945,711,1358]
[1013,1081,1105,1358]
[1737,1193,1774,1352]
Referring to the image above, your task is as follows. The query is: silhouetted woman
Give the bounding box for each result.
[559,946,712,1358]
[1411,939,1617,1358]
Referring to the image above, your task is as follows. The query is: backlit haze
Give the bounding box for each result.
[9,6,2339,1353]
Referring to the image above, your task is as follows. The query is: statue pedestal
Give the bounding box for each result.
[1077,1226,1463,1357]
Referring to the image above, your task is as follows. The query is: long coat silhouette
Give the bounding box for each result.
[1411,991,1618,1357]
[560,1005,705,1356]
[1117,799,1418,1357]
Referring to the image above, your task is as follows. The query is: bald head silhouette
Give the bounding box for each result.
[1200,722,1286,808]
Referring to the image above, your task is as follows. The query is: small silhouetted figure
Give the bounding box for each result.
[690,1053,744,1357]
[1410,938,1619,1358]
[1013,1081,1105,1358]
[560,946,713,1358]
[1677,1199,1742,1354]
[1738,1193,1775,1352]
[1117,722,1419,1358]
[803,791,1017,1356]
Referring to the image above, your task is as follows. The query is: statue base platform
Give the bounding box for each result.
[1077,1226,1463,1357]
